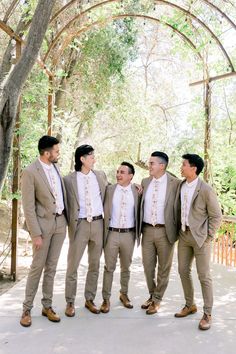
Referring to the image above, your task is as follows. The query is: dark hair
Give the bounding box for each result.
[182,154,204,175]
[74,144,94,171]
[121,161,135,175]
[151,151,169,167]
[38,135,59,155]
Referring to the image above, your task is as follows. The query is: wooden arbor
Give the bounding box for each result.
[0,0,236,279]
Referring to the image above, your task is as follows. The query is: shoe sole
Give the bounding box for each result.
[20,321,31,327]
[120,298,133,309]
[100,308,110,313]
[199,325,211,330]
[141,303,152,310]
[85,303,100,314]
[146,310,157,315]
[42,311,61,322]
[65,311,75,317]
[175,309,197,318]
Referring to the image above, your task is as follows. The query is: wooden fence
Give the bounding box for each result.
[212,216,236,267]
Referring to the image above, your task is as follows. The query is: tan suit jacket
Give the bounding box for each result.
[21,159,68,238]
[64,170,108,240]
[178,178,222,247]
[103,183,140,246]
[139,173,181,244]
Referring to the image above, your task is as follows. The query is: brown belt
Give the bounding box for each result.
[109,227,135,233]
[143,222,165,228]
[79,214,103,221]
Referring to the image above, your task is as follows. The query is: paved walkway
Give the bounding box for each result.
[1,239,236,354]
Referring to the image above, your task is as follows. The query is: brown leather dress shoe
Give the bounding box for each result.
[141,297,152,309]
[199,313,212,330]
[174,304,197,318]
[65,302,75,317]
[20,310,32,327]
[85,300,100,314]
[42,307,60,322]
[100,299,110,313]
[119,293,133,309]
[146,301,160,315]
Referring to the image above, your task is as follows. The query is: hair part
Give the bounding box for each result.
[38,135,59,155]
[182,153,204,175]
[121,161,135,175]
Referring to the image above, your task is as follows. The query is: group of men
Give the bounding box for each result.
[20,135,222,331]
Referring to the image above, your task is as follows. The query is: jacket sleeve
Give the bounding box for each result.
[206,187,222,237]
[21,169,42,238]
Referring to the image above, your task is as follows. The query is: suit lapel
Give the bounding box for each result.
[35,159,54,198]
[71,171,80,206]
[109,184,117,214]
[190,178,202,207]
[53,163,66,197]
[164,173,172,207]
[141,177,152,208]
[94,170,106,200]
[131,184,138,218]
[143,177,152,197]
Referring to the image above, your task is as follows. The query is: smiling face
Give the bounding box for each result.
[81,152,96,172]
[116,165,133,187]
[148,156,166,178]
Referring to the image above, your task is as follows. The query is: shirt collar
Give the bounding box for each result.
[38,157,53,170]
[117,183,132,192]
[153,173,167,183]
[77,170,93,178]
[185,177,199,188]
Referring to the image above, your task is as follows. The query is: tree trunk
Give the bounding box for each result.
[203,81,211,183]
[0,0,56,193]
[0,2,31,85]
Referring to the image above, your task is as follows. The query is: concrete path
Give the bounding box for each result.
[1,239,236,354]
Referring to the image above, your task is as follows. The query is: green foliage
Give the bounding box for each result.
[69,18,138,123]
[20,67,49,169]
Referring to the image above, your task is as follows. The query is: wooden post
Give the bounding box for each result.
[47,74,53,136]
[11,40,22,281]
[203,80,211,182]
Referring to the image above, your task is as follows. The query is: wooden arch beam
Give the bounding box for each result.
[47,0,235,71]
[201,0,236,30]
[48,13,204,67]
[155,0,235,71]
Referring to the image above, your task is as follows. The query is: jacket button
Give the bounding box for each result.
[53,202,56,204]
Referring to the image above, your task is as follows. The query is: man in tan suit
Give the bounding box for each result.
[140,151,180,315]
[64,144,108,316]
[100,162,140,313]
[20,136,67,327]
[175,154,222,330]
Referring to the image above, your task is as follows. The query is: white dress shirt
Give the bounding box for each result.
[181,177,199,226]
[143,173,167,225]
[76,170,103,218]
[38,158,64,214]
[110,184,135,228]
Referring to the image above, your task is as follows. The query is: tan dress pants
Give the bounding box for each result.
[65,219,103,303]
[142,224,175,304]
[102,230,135,300]
[178,229,213,315]
[23,214,66,310]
